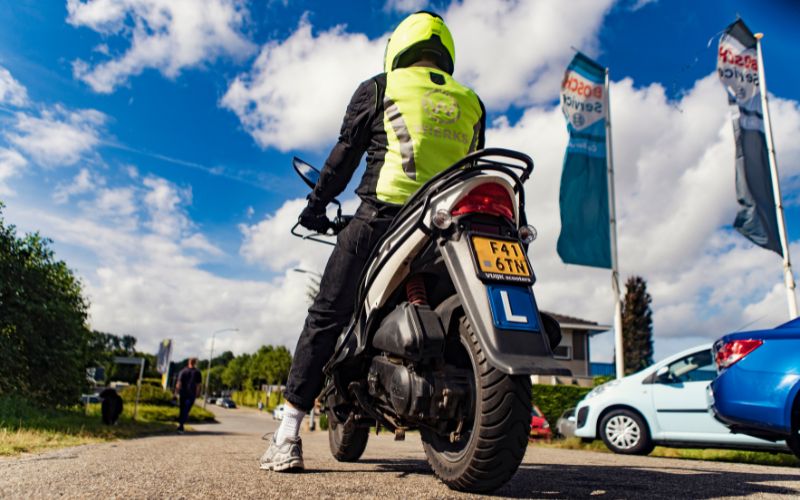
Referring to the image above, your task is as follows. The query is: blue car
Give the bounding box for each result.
[710,317,800,458]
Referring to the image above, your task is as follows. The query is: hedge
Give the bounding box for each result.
[532,384,592,425]
[119,385,173,406]
[230,389,284,411]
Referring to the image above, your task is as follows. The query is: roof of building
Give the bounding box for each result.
[542,311,611,333]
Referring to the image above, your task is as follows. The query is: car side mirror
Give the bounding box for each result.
[567,416,576,423]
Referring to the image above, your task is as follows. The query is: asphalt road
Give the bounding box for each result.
[2,405,800,499]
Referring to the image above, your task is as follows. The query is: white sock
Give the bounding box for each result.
[276,405,305,445]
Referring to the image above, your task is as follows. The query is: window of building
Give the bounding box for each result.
[552,345,572,360]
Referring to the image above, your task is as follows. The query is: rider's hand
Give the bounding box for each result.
[299,203,330,233]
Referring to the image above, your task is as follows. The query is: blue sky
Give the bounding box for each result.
[1,0,799,361]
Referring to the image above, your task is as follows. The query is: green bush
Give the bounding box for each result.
[267,391,284,411]
[532,384,592,425]
[319,412,328,431]
[119,384,173,406]
[142,378,163,387]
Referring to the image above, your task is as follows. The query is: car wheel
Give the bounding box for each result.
[788,403,800,460]
[599,409,654,455]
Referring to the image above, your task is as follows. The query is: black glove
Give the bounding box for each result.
[299,203,330,233]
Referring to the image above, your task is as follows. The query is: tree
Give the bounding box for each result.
[0,204,92,405]
[622,275,654,375]
[222,353,250,390]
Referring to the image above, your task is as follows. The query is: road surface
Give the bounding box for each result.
[2,405,800,498]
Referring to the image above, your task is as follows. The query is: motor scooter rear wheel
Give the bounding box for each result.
[421,316,531,493]
[328,411,370,462]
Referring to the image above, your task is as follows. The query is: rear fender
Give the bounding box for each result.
[439,236,568,375]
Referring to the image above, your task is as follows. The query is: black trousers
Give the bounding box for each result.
[285,202,398,412]
[178,394,195,428]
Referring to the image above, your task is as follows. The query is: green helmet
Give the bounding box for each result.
[384,11,455,75]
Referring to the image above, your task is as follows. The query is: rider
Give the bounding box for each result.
[260,10,486,472]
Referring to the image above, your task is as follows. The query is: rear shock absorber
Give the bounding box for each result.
[406,274,428,306]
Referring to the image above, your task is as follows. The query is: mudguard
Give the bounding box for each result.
[440,236,569,376]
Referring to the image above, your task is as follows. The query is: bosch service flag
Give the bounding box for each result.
[718,19,782,255]
[556,52,611,269]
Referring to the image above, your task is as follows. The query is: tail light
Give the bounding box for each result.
[715,339,763,370]
[451,183,514,220]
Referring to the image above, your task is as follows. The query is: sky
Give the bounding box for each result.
[1,0,799,363]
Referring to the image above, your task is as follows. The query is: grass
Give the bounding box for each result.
[533,437,800,467]
[0,396,216,457]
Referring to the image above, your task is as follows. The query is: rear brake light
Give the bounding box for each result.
[451,183,514,220]
[715,339,763,370]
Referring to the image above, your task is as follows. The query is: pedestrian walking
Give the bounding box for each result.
[175,358,202,433]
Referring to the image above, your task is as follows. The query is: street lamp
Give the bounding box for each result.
[202,327,238,408]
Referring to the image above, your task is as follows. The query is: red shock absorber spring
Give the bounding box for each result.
[406,274,428,306]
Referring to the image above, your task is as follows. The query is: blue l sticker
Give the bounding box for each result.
[486,285,540,332]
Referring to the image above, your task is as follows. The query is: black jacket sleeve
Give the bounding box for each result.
[476,98,487,150]
[308,78,378,208]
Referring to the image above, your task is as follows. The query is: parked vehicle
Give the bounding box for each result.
[292,150,565,492]
[555,407,577,439]
[710,318,800,458]
[206,397,217,405]
[216,398,236,409]
[529,405,552,439]
[273,404,286,421]
[574,344,788,455]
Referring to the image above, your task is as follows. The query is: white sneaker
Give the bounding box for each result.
[259,433,304,472]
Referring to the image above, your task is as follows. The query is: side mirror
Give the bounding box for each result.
[293,157,321,190]
[656,366,671,382]
[567,416,576,423]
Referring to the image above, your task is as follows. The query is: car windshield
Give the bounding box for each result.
[531,406,543,417]
[666,349,716,383]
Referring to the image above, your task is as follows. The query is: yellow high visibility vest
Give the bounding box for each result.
[376,67,483,205]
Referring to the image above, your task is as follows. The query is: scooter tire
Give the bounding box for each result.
[421,316,531,493]
[328,413,369,462]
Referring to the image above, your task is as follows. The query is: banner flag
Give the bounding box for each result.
[557,52,612,268]
[156,339,172,374]
[718,19,782,255]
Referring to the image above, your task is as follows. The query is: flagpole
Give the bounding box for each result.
[604,67,625,378]
[755,33,798,319]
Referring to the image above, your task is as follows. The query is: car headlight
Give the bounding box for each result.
[583,379,621,400]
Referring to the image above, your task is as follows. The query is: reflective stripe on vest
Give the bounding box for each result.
[376,67,482,205]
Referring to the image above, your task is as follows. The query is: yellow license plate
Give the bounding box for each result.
[471,236,532,280]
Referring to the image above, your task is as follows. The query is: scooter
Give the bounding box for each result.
[290,148,565,493]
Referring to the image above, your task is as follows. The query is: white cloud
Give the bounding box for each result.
[224,0,615,151]
[629,0,658,11]
[239,197,334,272]
[54,168,101,203]
[221,17,384,151]
[66,0,255,93]
[486,72,800,360]
[0,66,29,107]
[5,180,314,359]
[384,0,428,13]
[143,176,191,236]
[446,0,615,109]
[6,106,105,167]
[0,148,27,196]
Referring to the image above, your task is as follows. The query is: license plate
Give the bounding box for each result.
[471,235,532,284]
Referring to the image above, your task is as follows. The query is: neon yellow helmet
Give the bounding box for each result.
[384,11,455,75]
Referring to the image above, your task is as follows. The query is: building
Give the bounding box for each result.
[533,311,610,386]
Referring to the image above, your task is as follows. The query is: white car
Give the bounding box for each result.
[272,404,286,421]
[574,344,788,455]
